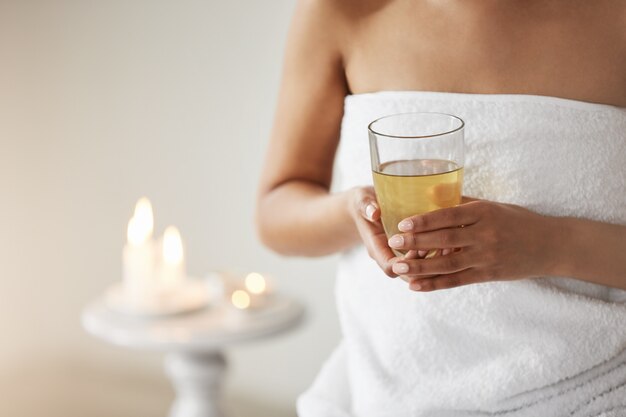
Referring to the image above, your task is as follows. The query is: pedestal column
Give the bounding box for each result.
[164,351,227,417]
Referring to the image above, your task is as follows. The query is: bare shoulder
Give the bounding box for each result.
[287,0,344,57]
[291,0,395,45]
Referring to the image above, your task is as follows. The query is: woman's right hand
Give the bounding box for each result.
[347,186,398,278]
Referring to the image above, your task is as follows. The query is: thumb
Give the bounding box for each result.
[358,193,381,222]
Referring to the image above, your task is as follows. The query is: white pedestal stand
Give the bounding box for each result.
[165,351,226,417]
[82,296,304,417]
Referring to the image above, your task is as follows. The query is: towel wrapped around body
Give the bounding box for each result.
[298,91,626,417]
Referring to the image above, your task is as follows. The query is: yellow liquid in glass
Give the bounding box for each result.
[372,159,464,255]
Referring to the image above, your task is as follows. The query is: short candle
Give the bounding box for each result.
[245,273,266,295]
[159,225,185,288]
[231,290,251,310]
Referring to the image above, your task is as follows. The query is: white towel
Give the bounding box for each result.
[297,91,626,417]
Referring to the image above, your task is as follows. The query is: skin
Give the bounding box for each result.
[256,0,626,292]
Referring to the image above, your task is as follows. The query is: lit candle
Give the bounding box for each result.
[244,272,267,295]
[159,225,185,289]
[243,272,272,309]
[231,289,251,310]
[122,197,156,304]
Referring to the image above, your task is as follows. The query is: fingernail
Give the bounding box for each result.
[388,235,404,248]
[412,282,422,291]
[442,248,451,256]
[417,250,427,258]
[398,220,413,231]
[365,204,376,221]
[392,262,409,274]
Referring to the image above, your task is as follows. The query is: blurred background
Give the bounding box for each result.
[0,1,340,416]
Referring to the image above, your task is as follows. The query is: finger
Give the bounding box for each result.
[391,250,475,276]
[408,268,486,292]
[356,217,397,278]
[354,186,381,222]
[364,202,380,222]
[397,273,439,284]
[358,197,380,222]
[390,258,438,283]
[397,201,485,233]
[388,227,473,251]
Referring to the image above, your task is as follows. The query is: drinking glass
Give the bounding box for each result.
[368,112,465,257]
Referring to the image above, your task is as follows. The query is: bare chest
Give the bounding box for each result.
[343,1,626,106]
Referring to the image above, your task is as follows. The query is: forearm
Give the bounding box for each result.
[551,217,626,290]
[256,180,360,257]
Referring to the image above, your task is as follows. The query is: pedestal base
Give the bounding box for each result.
[165,351,227,417]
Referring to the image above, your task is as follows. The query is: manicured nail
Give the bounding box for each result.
[398,220,413,232]
[365,204,376,221]
[442,248,451,256]
[388,235,404,248]
[412,282,422,291]
[392,262,409,274]
[417,250,427,258]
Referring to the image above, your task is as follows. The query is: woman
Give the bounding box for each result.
[256,1,626,416]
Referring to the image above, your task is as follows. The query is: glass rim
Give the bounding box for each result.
[368,111,465,139]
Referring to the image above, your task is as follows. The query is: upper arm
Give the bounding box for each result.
[258,0,349,197]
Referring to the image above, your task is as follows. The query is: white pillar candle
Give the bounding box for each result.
[122,198,156,304]
[159,226,185,289]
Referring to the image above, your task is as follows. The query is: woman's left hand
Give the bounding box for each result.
[388,199,560,292]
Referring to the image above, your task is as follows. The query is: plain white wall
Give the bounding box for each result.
[0,1,341,416]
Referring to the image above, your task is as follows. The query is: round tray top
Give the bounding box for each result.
[82,295,305,352]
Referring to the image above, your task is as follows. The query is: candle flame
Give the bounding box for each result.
[127,197,154,245]
[163,226,184,265]
[245,272,266,295]
[231,290,250,309]
[134,197,154,231]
